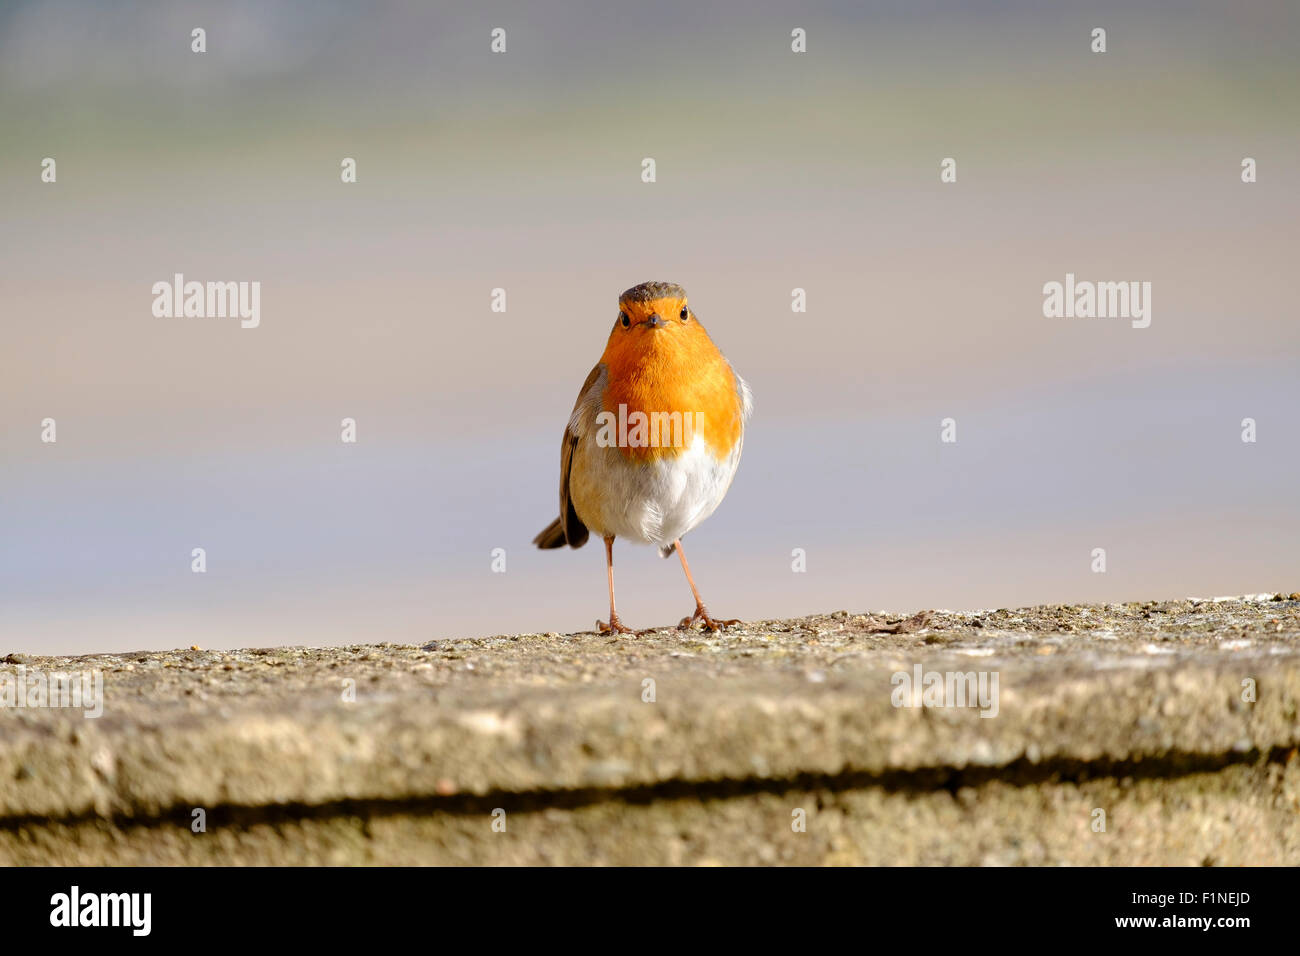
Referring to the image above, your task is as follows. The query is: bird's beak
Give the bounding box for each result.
[645,313,667,329]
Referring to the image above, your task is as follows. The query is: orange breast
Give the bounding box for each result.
[598,322,743,463]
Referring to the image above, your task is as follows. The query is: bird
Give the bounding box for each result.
[534,281,752,633]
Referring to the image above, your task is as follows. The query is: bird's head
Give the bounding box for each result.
[605,281,707,354]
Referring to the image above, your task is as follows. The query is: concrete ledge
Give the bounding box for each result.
[3,596,1298,864]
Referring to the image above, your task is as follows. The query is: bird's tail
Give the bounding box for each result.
[533,518,568,549]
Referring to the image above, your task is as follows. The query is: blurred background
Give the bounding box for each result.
[2,0,1297,655]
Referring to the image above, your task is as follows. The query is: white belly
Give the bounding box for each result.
[570,431,743,550]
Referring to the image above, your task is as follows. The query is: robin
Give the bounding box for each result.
[534,281,752,633]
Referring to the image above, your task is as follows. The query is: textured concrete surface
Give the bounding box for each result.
[2,594,1298,864]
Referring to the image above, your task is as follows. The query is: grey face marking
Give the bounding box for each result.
[619,281,686,305]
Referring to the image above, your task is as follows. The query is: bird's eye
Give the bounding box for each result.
[679,307,689,322]
[619,311,630,329]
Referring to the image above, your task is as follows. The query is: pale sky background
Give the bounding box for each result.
[2,1,1297,654]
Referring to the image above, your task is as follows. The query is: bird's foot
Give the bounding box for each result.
[677,605,740,632]
[597,615,637,635]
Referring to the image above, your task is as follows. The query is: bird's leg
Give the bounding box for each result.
[597,535,636,634]
[674,538,739,631]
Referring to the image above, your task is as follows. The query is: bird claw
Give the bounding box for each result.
[677,606,739,632]
[598,617,636,635]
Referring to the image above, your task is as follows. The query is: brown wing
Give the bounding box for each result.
[533,364,603,549]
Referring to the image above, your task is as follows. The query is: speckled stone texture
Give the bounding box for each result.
[2,595,1298,864]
